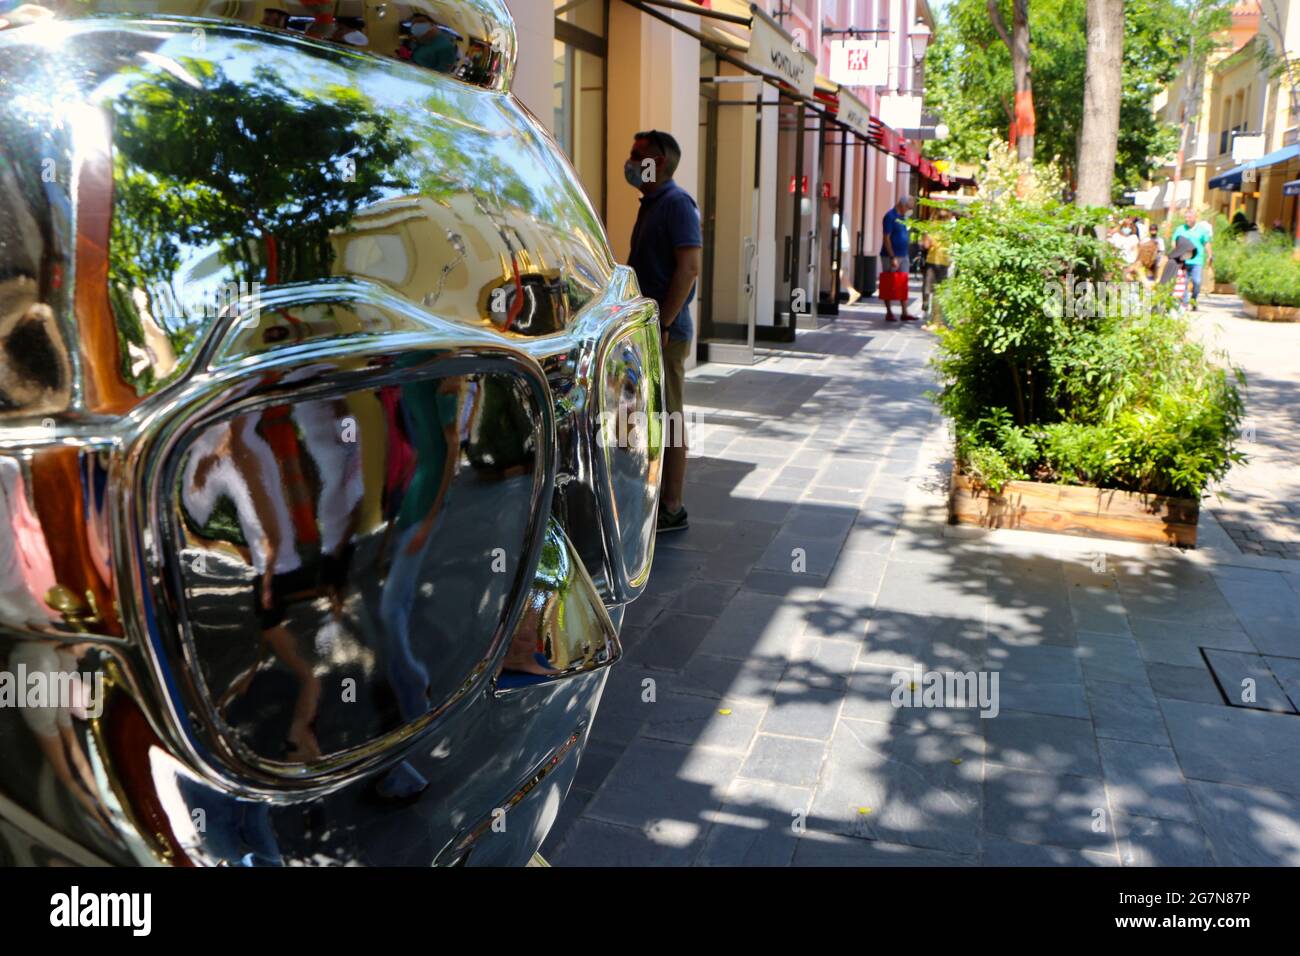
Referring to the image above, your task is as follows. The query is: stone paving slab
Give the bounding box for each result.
[1186,780,1300,866]
[982,765,1113,851]
[545,300,1300,867]
[696,778,811,867]
[1202,648,1297,713]
[1097,738,1198,824]
[808,718,985,856]
[1161,698,1300,795]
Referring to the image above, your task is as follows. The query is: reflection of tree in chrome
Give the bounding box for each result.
[107,60,415,388]
[405,89,606,327]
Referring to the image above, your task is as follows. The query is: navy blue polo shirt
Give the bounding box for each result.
[881,207,910,258]
[627,179,702,343]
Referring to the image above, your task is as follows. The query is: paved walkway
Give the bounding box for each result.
[543,293,1300,867]
[1194,292,1300,560]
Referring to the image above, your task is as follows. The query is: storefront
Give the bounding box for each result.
[505,0,937,369]
[1208,144,1300,230]
[553,1,608,218]
[630,0,821,359]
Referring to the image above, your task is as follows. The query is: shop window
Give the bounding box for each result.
[554,1,607,216]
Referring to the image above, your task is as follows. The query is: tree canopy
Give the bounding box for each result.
[926,0,1234,198]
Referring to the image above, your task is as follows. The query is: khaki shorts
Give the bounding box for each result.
[661,337,690,419]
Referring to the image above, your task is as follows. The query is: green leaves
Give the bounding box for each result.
[1226,233,1300,307]
[927,0,1232,197]
[932,179,1247,500]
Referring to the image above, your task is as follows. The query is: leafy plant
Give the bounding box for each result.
[931,154,1247,500]
[1232,242,1300,306]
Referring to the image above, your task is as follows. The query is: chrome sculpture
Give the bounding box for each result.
[0,2,661,866]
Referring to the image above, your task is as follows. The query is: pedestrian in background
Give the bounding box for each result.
[921,207,951,324]
[1108,217,1140,280]
[880,195,915,322]
[1170,206,1213,309]
[624,130,701,534]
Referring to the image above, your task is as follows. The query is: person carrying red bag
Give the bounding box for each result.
[880,195,916,321]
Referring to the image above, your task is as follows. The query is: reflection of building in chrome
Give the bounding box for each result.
[330,192,609,336]
[66,0,515,85]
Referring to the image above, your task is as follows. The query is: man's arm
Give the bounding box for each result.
[659,245,701,340]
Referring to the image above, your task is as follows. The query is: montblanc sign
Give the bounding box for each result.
[748,4,815,99]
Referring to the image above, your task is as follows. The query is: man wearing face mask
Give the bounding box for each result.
[332,16,369,47]
[409,13,459,73]
[624,130,701,534]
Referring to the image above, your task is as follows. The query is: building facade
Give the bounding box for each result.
[508,0,945,366]
[1144,0,1300,236]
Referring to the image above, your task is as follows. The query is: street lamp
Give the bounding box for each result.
[909,20,932,65]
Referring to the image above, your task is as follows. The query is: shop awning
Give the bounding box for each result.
[867,116,949,184]
[627,0,959,187]
[1253,143,1300,171]
[1208,144,1300,191]
[631,0,817,99]
[1208,164,1245,191]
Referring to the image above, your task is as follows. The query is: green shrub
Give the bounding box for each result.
[1233,242,1300,306]
[931,160,1246,501]
[1211,225,1242,285]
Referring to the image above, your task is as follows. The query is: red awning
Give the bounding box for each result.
[868,117,956,186]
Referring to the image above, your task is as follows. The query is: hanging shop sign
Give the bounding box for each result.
[1231,133,1266,164]
[747,3,815,99]
[878,93,923,130]
[828,39,888,88]
[838,88,872,139]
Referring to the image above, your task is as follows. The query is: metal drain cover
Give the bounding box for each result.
[1203,649,1300,714]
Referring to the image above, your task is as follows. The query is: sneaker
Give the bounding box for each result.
[885,314,898,322]
[901,313,918,321]
[657,506,689,533]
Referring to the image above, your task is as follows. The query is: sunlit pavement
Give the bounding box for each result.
[1192,292,1300,561]
[543,290,1300,867]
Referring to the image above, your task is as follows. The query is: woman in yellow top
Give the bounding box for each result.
[921,208,952,322]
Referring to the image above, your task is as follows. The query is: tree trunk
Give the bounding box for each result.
[989,0,1035,161]
[1076,0,1125,206]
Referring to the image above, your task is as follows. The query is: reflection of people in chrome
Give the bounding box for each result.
[0,457,58,627]
[373,374,462,802]
[8,641,112,834]
[183,415,322,762]
[380,376,461,716]
[260,7,289,29]
[407,13,459,72]
[292,398,364,618]
[330,16,369,47]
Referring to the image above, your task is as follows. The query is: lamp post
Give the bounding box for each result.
[909,20,931,65]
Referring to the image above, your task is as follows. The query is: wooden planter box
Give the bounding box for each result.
[1241,299,1300,322]
[1213,282,1236,294]
[949,472,1200,547]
